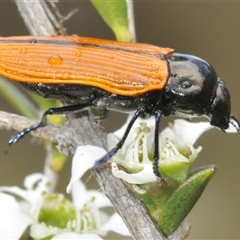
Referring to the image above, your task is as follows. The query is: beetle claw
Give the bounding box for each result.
[156,177,166,184]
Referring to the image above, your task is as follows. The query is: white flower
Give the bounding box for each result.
[67,146,107,193]
[52,232,103,239]
[109,117,212,184]
[69,115,215,186]
[0,173,49,238]
[0,193,32,239]
[61,180,130,238]
[0,173,130,239]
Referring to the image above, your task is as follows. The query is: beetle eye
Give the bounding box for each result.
[181,80,192,89]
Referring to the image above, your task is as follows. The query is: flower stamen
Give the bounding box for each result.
[161,138,180,160]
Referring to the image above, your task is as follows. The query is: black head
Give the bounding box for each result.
[162,53,240,133]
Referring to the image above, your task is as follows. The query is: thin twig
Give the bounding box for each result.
[126,0,136,42]
[15,0,55,35]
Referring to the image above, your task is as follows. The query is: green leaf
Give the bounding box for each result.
[0,77,38,118]
[160,160,193,185]
[90,0,132,42]
[132,185,158,220]
[147,178,179,212]
[129,178,179,223]
[158,165,216,236]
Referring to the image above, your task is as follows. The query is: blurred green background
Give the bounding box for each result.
[0,1,240,239]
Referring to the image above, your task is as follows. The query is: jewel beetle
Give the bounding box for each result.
[0,35,239,180]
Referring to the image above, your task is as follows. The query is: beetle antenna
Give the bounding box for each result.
[229,115,240,135]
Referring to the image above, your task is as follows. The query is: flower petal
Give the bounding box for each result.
[169,119,214,145]
[100,212,130,236]
[67,145,107,193]
[0,193,32,239]
[24,173,49,192]
[30,222,70,239]
[111,162,156,184]
[71,180,111,209]
[70,180,87,209]
[53,232,103,239]
[0,186,43,220]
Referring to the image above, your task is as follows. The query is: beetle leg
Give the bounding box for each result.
[93,106,146,168]
[8,102,91,145]
[152,109,165,182]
